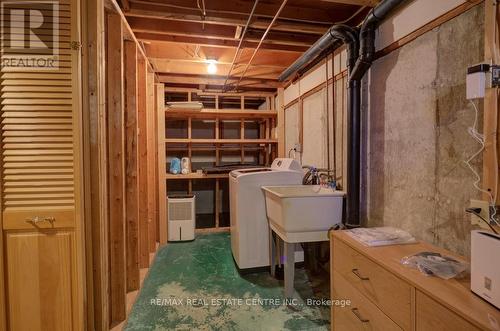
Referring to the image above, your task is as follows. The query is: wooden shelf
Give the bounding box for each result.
[165,173,228,180]
[164,108,277,119]
[159,89,278,237]
[165,138,278,144]
[167,146,266,151]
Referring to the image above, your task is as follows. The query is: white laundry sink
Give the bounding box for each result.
[262,185,345,243]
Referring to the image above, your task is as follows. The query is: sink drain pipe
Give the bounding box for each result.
[278,0,406,228]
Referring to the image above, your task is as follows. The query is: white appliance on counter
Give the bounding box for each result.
[229,158,303,270]
[471,230,500,309]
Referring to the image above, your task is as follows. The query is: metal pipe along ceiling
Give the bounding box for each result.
[222,0,259,91]
[230,0,289,92]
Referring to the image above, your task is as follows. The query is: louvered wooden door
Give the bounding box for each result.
[0,0,83,330]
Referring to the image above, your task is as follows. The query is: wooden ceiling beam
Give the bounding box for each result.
[164,83,277,93]
[135,32,309,53]
[129,0,356,24]
[143,43,301,67]
[158,73,283,89]
[120,0,130,11]
[151,59,285,79]
[150,58,288,70]
[127,17,317,47]
[125,2,330,35]
[320,0,378,6]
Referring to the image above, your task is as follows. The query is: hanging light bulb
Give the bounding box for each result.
[206,59,217,74]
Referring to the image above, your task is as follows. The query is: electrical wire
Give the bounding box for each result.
[465,209,499,234]
[465,100,500,227]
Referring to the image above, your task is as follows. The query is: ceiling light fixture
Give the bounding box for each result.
[206,59,217,74]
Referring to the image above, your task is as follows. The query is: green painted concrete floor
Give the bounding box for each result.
[125,233,330,331]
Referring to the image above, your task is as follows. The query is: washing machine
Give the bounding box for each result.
[229,158,303,269]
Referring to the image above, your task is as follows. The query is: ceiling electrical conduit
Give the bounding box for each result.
[231,0,289,92]
[222,0,259,91]
[278,0,406,227]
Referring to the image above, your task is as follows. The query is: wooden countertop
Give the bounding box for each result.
[331,230,500,330]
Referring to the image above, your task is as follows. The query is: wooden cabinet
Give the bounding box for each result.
[333,239,412,329]
[331,231,500,331]
[415,290,481,331]
[332,269,402,331]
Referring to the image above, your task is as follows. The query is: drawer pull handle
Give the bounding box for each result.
[352,268,369,280]
[25,216,56,225]
[351,308,370,323]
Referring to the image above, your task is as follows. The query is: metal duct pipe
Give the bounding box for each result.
[277,0,406,228]
[345,0,406,227]
[278,24,358,82]
[350,0,406,81]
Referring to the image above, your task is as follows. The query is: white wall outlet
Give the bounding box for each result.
[469,199,490,229]
[294,143,302,153]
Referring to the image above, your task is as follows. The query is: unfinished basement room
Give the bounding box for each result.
[1,0,500,330]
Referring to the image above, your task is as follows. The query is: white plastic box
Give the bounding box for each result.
[167,195,195,241]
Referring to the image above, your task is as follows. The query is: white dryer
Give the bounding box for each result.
[229,158,303,269]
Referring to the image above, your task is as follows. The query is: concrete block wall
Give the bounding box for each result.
[361,4,485,256]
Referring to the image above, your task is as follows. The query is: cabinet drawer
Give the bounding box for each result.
[332,239,412,330]
[416,290,481,331]
[332,270,402,331]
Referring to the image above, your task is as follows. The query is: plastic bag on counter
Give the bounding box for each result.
[401,251,468,279]
[345,227,417,247]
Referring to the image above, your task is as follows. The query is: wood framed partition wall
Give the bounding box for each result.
[82,0,160,329]
[158,89,278,244]
[104,10,160,328]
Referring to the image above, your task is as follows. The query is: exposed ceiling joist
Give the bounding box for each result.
[129,0,355,24]
[320,0,378,6]
[135,33,309,52]
[143,44,300,67]
[120,0,368,93]
[120,0,130,11]
[127,17,318,47]
[158,73,283,89]
[151,59,285,78]
[125,2,331,34]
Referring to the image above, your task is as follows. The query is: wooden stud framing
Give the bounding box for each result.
[147,72,157,253]
[240,119,245,162]
[124,40,140,292]
[106,12,127,325]
[277,88,285,157]
[157,83,167,244]
[137,55,150,268]
[215,179,220,228]
[483,0,500,203]
[82,0,109,328]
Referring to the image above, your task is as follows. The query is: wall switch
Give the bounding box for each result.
[469,199,490,229]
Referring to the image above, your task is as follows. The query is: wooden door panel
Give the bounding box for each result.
[0,0,82,330]
[5,231,75,331]
[2,209,75,230]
